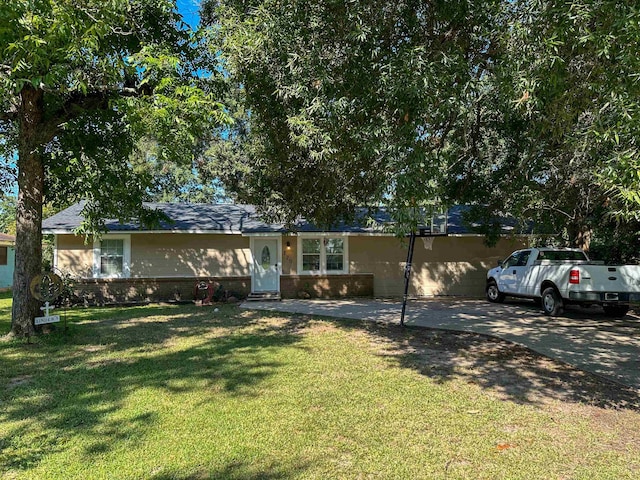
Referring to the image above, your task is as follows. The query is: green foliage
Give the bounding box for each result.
[0,0,229,232]
[2,0,230,333]
[207,0,505,231]
[0,195,16,235]
[497,0,640,226]
[588,219,640,265]
[205,0,639,249]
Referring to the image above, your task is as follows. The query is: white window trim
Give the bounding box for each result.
[53,235,58,271]
[297,235,349,275]
[93,234,131,278]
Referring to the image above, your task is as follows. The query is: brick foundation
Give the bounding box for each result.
[72,276,251,305]
[280,274,374,299]
[70,274,374,305]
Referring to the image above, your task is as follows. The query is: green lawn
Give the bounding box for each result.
[1,291,639,479]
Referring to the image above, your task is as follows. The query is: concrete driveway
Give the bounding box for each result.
[241,298,640,390]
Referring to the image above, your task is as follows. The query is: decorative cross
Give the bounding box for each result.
[40,301,54,317]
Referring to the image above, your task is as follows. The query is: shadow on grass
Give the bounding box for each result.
[150,459,312,480]
[1,300,639,475]
[0,304,307,474]
[241,297,640,409]
[329,316,640,411]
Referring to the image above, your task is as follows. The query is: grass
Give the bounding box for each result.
[1,290,639,479]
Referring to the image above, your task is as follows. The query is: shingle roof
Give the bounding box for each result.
[0,233,15,244]
[42,202,273,234]
[42,203,524,235]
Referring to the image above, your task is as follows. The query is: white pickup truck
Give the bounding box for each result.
[486,247,640,317]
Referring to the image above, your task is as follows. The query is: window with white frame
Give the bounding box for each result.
[299,237,348,274]
[302,239,321,271]
[100,239,124,275]
[93,235,131,278]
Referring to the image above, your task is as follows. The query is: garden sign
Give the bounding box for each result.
[30,272,63,326]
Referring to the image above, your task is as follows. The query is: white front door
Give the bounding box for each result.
[252,238,279,292]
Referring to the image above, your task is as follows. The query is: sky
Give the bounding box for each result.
[177,0,201,28]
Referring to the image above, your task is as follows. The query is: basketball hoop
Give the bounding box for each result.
[421,236,434,250]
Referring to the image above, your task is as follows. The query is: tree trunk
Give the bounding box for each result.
[11,86,45,338]
[568,221,592,252]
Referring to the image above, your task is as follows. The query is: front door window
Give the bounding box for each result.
[261,245,271,269]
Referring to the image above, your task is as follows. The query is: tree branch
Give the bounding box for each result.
[41,87,140,143]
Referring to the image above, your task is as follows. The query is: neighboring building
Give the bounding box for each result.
[0,233,16,289]
[42,203,528,304]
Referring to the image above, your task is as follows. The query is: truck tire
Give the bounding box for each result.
[486,281,505,303]
[541,287,563,316]
[602,305,629,318]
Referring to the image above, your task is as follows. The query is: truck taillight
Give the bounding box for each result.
[569,269,580,284]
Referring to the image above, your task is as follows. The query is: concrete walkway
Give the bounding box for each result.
[241,298,640,390]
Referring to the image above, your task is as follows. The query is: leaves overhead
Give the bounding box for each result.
[207,0,505,230]
[205,0,639,246]
[450,0,640,245]
[0,0,228,231]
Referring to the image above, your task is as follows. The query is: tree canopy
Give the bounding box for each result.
[1,0,227,336]
[206,0,640,246]
[205,0,506,230]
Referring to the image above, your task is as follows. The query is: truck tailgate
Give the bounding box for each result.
[573,265,640,293]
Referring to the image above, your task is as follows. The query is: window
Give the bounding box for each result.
[261,245,272,269]
[299,237,348,274]
[302,239,321,271]
[516,250,531,266]
[100,239,124,275]
[502,250,531,268]
[503,253,520,268]
[93,235,130,278]
[325,238,344,271]
[0,247,7,266]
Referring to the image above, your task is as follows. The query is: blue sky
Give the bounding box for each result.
[177,0,201,28]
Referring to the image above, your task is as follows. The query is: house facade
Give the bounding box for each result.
[43,203,527,304]
[0,233,16,290]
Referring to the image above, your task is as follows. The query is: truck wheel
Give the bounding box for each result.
[541,287,563,316]
[486,281,505,303]
[602,305,629,318]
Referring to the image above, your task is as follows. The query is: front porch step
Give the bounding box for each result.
[246,292,281,302]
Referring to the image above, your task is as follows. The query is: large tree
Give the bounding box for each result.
[487,0,640,246]
[205,0,506,230]
[205,0,639,247]
[1,0,226,337]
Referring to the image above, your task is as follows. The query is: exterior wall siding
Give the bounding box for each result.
[55,233,251,278]
[0,246,15,289]
[130,234,251,277]
[349,235,528,297]
[56,235,93,277]
[281,235,297,274]
[55,232,528,302]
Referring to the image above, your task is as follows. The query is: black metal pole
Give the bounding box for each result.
[400,231,416,326]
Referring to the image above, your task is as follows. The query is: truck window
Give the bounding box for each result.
[539,250,588,261]
[503,253,520,268]
[545,250,587,261]
[516,250,531,266]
